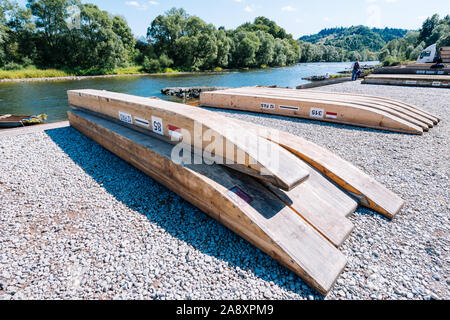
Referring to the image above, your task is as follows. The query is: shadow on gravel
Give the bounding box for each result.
[201,107,404,136]
[45,126,320,299]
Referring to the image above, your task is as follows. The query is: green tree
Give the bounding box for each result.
[254,30,274,66]
[215,29,232,67]
[112,15,136,64]
[418,14,440,45]
[74,3,127,71]
[26,0,80,66]
[147,7,189,59]
[231,31,260,67]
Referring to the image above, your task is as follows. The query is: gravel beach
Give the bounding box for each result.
[0,81,448,300]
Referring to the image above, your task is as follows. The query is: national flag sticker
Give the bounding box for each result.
[227,186,253,207]
[168,124,183,141]
[326,112,338,119]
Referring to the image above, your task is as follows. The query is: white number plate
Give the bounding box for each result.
[119,111,133,124]
[261,102,275,110]
[310,107,324,118]
[151,116,164,135]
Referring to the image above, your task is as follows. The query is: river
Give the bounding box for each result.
[0,61,378,122]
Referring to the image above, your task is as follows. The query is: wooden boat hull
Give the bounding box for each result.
[67,89,310,191]
[0,114,28,128]
[200,88,424,134]
[230,118,405,220]
[228,87,434,130]
[70,107,357,247]
[68,110,349,295]
[363,75,450,88]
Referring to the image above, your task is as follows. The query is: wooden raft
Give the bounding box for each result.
[67,89,309,191]
[363,74,450,88]
[68,110,350,295]
[230,118,404,219]
[229,87,437,130]
[199,86,439,134]
[441,47,450,63]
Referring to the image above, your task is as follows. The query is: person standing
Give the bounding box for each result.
[351,59,360,81]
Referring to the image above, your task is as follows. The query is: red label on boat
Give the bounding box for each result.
[168,124,181,133]
[168,124,183,140]
[326,112,338,119]
[227,186,253,207]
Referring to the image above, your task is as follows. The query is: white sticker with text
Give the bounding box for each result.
[119,111,133,124]
[310,107,324,118]
[261,102,275,110]
[151,116,164,135]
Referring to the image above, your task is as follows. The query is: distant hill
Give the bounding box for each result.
[299,26,409,52]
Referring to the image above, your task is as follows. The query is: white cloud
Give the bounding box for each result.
[244,5,254,12]
[125,1,148,10]
[234,0,244,2]
[281,5,296,12]
[126,1,140,6]
[149,0,159,4]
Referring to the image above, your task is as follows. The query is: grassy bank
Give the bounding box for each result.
[0,65,237,81]
[0,67,73,79]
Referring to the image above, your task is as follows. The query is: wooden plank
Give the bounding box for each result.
[67,89,310,191]
[200,89,424,135]
[373,67,450,75]
[229,87,433,130]
[363,77,450,89]
[305,90,440,124]
[68,110,348,295]
[230,119,405,219]
[366,74,450,81]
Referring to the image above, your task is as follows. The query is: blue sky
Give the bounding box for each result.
[18,0,450,38]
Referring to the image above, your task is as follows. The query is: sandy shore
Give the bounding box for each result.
[0,82,448,300]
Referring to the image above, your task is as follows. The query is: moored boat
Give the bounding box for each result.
[0,114,47,129]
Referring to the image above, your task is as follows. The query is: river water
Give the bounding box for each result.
[0,61,378,122]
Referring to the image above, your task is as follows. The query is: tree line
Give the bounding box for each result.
[0,1,302,74]
[140,9,301,72]
[1,1,449,74]
[379,14,450,66]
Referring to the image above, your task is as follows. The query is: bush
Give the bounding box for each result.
[3,62,24,71]
[159,54,173,68]
[142,57,161,73]
[382,56,401,66]
[162,67,177,73]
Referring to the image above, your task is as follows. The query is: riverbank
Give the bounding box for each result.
[0,70,236,83]
[0,81,448,300]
